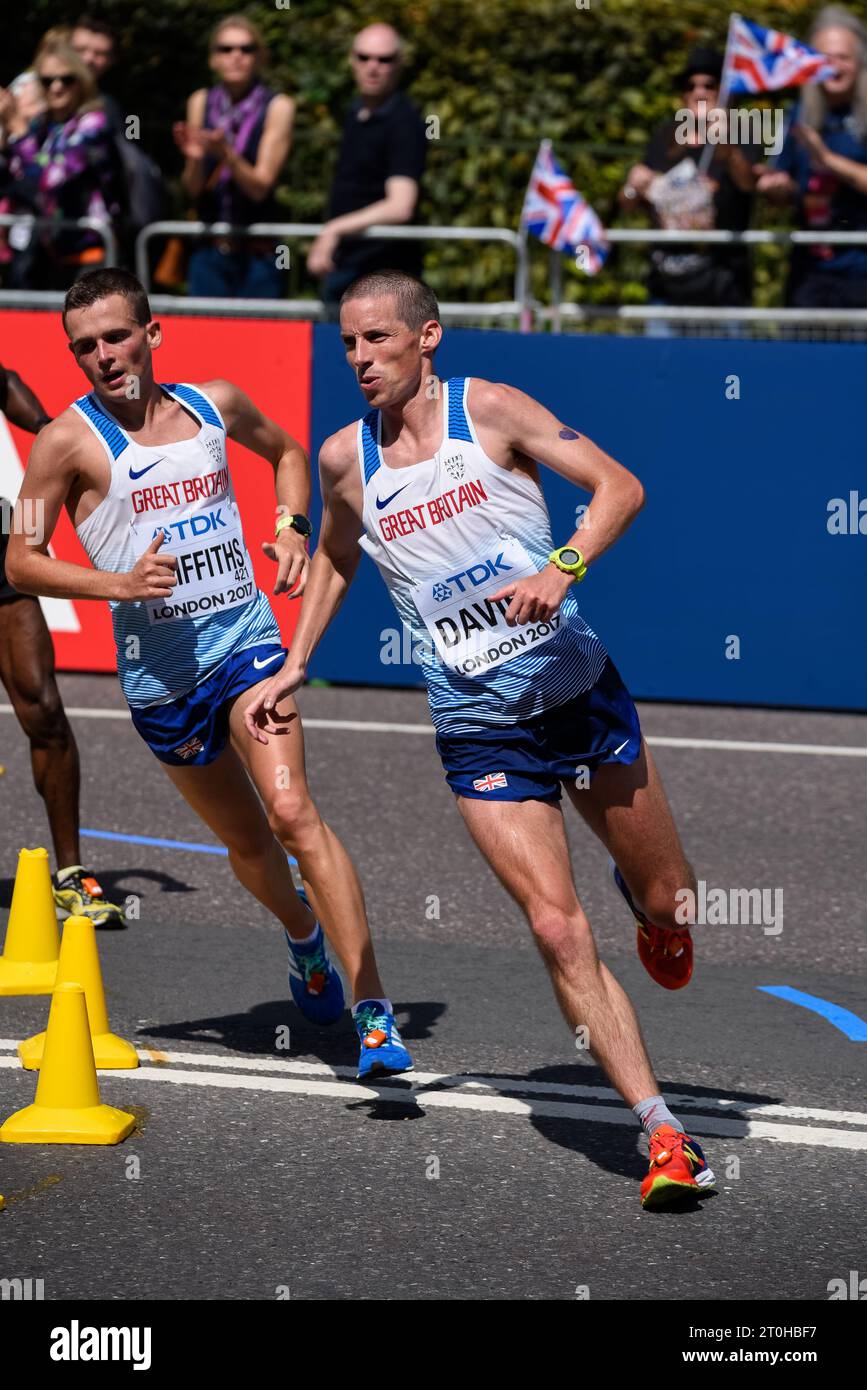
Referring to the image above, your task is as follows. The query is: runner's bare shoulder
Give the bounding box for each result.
[465,377,522,426]
[26,407,94,479]
[319,422,358,482]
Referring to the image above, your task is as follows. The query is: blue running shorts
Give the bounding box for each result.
[436,657,642,802]
[130,641,287,766]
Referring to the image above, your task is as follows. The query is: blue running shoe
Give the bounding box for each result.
[285,922,345,1026]
[353,1000,414,1081]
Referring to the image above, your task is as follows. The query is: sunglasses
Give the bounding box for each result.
[353,51,398,65]
[685,78,719,91]
[40,73,78,90]
[214,43,257,55]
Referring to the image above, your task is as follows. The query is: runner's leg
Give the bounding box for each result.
[227,681,385,1004]
[456,794,659,1107]
[564,739,696,928]
[160,745,314,939]
[0,596,81,867]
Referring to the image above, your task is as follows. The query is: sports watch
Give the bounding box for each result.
[276,512,313,540]
[548,545,587,582]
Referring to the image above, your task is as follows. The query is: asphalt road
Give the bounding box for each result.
[0,675,865,1302]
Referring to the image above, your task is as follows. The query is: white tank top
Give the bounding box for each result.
[72,382,280,707]
[356,377,608,735]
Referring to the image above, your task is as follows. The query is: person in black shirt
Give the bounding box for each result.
[619,47,760,308]
[307,24,426,307]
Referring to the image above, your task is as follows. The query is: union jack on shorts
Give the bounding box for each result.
[174,736,204,760]
[473,772,509,793]
[722,15,838,95]
[521,140,609,274]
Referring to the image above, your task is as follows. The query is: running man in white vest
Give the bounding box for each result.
[7,267,412,1080]
[244,269,715,1208]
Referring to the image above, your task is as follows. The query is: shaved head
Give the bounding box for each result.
[353,23,402,56]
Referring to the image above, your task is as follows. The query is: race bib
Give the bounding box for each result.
[132,501,255,625]
[415,535,562,678]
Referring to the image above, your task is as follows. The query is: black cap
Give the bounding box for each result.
[678,46,724,87]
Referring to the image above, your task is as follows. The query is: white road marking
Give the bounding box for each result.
[1,706,862,758]
[1,1044,865,1150]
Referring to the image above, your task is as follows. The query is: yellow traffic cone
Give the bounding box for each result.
[0,848,60,995]
[0,983,135,1144]
[18,915,138,1070]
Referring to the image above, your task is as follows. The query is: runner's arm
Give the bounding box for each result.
[470,380,645,567]
[5,419,176,602]
[241,435,362,741]
[287,436,364,672]
[0,364,52,433]
[206,378,311,595]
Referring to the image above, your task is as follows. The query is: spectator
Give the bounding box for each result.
[0,74,47,274]
[69,14,166,246]
[307,23,427,308]
[619,47,760,311]
[173,14,294,300]
[3,40,125,290]
[69,14,122,130]
[758,5,867,308]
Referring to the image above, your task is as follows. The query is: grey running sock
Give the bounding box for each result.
[633,1094,684,1137]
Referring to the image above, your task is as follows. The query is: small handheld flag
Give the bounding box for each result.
[721,13,838,95]
[521,140,609,274]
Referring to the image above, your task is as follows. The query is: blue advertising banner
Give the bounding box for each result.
[309,325,865,711]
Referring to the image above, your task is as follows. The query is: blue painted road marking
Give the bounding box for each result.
[758,985,867,1042]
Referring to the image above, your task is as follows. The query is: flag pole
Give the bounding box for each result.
[517,139,547,333]
[698,11,738,175]
[549,247,563,334]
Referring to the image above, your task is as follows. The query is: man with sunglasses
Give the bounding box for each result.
[618,46,760,313]
[307,24,426,311]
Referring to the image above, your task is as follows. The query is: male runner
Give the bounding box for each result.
[6,267,411,1079]
[245,269,715,1208]
[0,361,124,926]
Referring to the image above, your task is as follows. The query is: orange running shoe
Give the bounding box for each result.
[641,1125,716,1209]
[611,863,693,989]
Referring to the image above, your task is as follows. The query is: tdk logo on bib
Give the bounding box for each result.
[432,552,512,602]
[153,507,227,543]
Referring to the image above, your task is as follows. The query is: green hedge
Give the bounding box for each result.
[8,0,863,303]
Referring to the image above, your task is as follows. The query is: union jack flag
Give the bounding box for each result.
[174,736,204,760]
[472,772,509,793]
[721,14,838,95]
[521,140,609,274]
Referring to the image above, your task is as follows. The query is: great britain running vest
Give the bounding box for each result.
[72,383,280,707]
[356,377,609,735]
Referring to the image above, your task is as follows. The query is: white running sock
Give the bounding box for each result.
[633,1095,684,1137]
[285,921,319,947]
[352,998,392,1016]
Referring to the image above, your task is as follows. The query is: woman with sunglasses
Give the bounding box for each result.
[2,40,124,290]
[618,46,760,323]
[173,14,294,300]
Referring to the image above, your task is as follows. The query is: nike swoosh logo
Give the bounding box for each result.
[129,457,165,481]
[613,739,630,756]
[253,652,284,670]
[375,484,411,510]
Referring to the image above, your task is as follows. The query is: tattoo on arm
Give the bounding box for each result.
[559,427,582,440]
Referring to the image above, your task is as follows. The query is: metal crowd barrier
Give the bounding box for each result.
[0,213,118,268]
[134,219,527,320]
[3,215,867,337]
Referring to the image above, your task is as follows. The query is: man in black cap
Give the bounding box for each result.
[618,46,761,311]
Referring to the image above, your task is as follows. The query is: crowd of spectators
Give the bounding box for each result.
[1,5,867,311]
